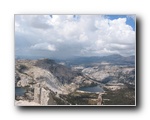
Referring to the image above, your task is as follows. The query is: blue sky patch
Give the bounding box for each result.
[106,15,135,31]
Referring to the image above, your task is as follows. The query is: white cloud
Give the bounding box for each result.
[80,17,135,56]
[31,42,56,51]
[79,33,88,42]
[56,39,63,43]
[47,44,56,51]
[15,15,135,58]
[15,22,20,27]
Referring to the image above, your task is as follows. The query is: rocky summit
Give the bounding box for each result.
[15,55,135,106]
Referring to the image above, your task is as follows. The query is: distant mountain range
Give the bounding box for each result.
[16,54,135,66]
[57,54,135,66]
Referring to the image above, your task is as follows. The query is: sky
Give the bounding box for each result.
[15,15,136,59]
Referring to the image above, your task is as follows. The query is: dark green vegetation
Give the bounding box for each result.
[102,85,135,105]
[17,64,28,73]
[53,92,99,105]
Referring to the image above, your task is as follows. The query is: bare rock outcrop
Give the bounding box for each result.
[34,83,56,105]
[15,100,40,106]
[97,93,102,105]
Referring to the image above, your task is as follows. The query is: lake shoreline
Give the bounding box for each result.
[78,85,104,93]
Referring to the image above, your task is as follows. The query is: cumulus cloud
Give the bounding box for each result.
[31,42,56,51]
[79,33,88,42]
[15,15,135,58]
